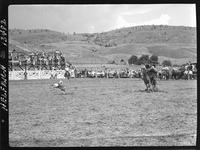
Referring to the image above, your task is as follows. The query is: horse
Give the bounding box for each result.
[140,67,158,92]
[159,67,170,80]
[171,67,185,80]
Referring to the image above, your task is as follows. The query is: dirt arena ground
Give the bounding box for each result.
[9,78,197,147]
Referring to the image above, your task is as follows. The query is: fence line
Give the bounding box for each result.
[9,70,66,80]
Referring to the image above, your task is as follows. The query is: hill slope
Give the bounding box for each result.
[9,25,197,64]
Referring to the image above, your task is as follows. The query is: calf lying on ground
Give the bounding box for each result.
[51,80,66,94]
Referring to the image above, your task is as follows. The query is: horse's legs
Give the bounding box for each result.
[152,84,158,92]
[151,80,156,92]
[147,83,152,92]
[145,84,148,91]
[145,82,150,91]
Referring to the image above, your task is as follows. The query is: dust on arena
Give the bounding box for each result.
[9,78,196,146]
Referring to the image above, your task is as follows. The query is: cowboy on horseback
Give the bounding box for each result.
[140,64,158,92]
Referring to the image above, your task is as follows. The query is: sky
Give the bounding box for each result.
[9,4,196,33]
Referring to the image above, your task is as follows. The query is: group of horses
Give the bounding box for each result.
[63,64,196,80]
[140,64,197,92]
[62,64,197,92]
[63,68,141,79]
[157,65,197,80]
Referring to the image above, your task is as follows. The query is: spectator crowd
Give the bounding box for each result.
[9,50,66,70]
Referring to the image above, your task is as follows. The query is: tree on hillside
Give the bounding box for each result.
[128,55,138,65]
[105,43,112,47]
[152,25,156,30]
[108,60,116,64]
[162,60,172,66]
[150,55,158,63]
[138,54,150,64]
[120,59,126,65]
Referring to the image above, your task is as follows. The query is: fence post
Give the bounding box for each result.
[39,69,41,79]
[24,64,27,80]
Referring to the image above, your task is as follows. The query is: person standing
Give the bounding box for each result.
[24,70,27,80]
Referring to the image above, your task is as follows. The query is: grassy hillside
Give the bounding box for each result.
[90,25,196,45]
[9,25,197,65]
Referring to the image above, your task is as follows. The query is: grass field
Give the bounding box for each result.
[9,78,197,147]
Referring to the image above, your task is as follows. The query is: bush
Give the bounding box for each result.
[135,59,142,65]
[108,60,116,64]
[162,60,172,66]
[150,55,158,63]
[128,55,138,65]
[138,54,150,64]
[120,59,126,65]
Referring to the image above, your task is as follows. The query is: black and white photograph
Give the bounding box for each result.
[8,4,197,147]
